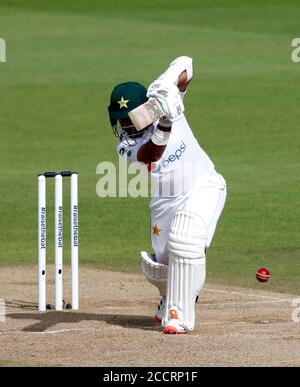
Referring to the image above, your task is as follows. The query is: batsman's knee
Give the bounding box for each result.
[168,210,207,261]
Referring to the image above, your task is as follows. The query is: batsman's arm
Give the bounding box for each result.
[137,125,171,164]
[177,70,189,92]
[137,71,189,164]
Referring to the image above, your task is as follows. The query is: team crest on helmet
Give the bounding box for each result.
[117,97,129,109]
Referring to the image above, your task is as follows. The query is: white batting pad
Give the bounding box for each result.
[141,251,168,297]
[169,210,207,259]
[163,256,205,330]
[163,210,207,330]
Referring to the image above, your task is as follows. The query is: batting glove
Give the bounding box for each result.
[147,80,184,122]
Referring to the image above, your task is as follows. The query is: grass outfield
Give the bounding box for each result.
[0,1,299,294]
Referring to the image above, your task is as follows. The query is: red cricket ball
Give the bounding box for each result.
[256,268,271,283]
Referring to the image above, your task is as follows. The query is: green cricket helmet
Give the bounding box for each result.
[108,81,148,125]
[108,81,149,143]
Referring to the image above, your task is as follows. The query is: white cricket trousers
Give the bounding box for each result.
[151,170,227,265]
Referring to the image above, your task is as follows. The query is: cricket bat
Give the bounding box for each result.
[128,97,164,131]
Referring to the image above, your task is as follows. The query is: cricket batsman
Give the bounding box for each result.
[108,56,227,334]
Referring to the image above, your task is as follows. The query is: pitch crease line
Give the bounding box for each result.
[205,288,293,303]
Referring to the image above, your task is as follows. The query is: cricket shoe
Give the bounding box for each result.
[163,309,190,334]
[155,297,166,322]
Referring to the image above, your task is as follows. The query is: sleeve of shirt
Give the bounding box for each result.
[180,90,187,101]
